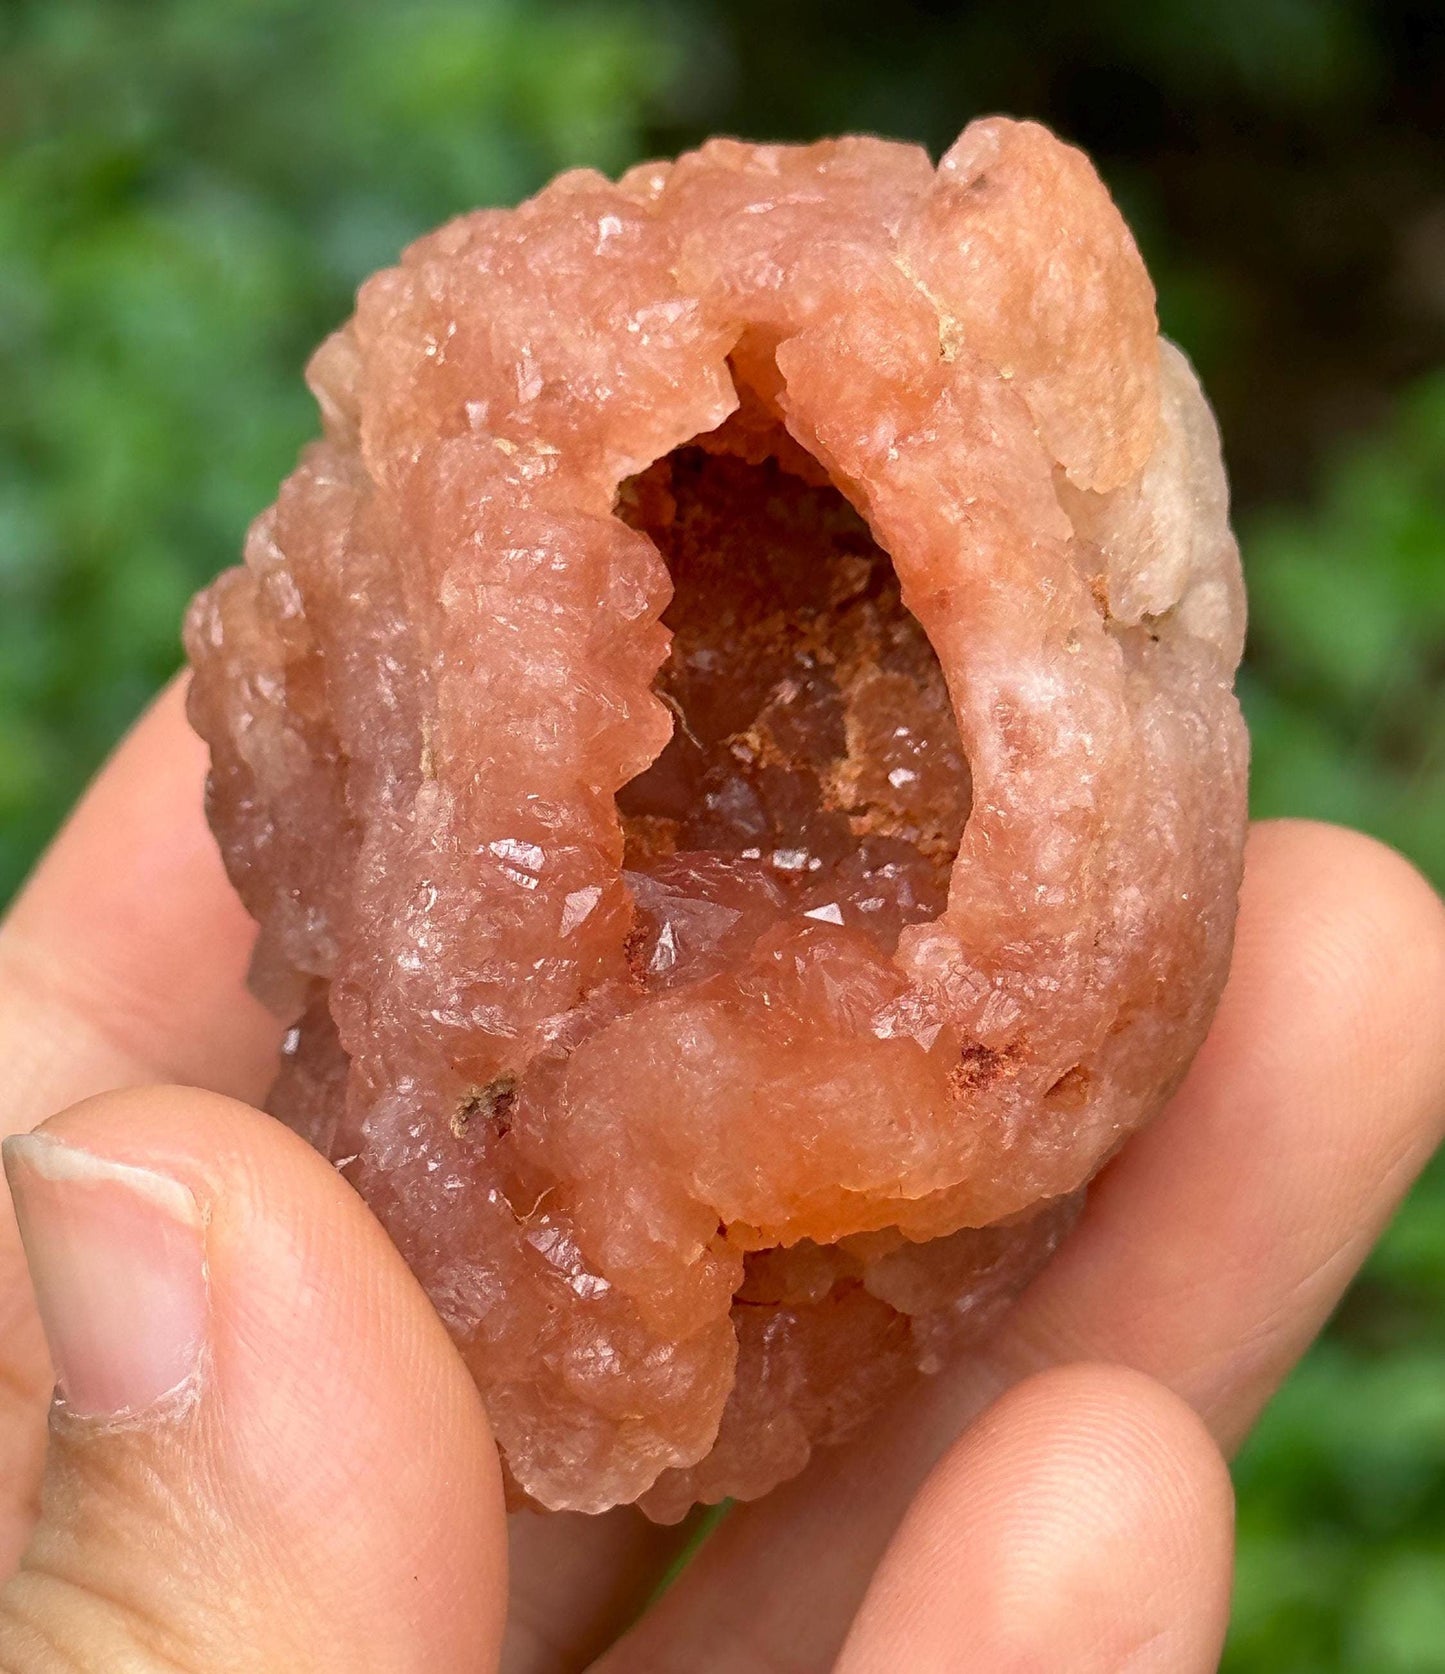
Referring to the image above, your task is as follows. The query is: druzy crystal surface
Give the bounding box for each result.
[185,118,1249,1518]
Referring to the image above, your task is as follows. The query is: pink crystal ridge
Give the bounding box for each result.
[185,117,1249,1519]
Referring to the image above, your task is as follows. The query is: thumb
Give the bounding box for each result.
[0,1086,508,1673]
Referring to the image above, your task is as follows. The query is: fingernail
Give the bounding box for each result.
[2,1133,208,1421]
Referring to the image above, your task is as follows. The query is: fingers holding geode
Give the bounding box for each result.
[575,819,1445,1671]
[0,1086,506,1674]
[831,1365,1234,1674]
[596,1366,1233,1674]
[1,680,281,1130]
[997,818,1445,1448]
[502,1508,691,1674]
[0,680,281,1577]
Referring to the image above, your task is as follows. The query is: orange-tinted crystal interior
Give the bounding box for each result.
[616,406,970,967]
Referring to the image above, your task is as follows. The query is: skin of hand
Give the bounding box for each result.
[0,682,1440,1674]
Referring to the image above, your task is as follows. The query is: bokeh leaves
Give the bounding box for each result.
[0,0,686,894]
[1244,373,1445,876]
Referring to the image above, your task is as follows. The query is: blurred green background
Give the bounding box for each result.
[2,0,1442,1664]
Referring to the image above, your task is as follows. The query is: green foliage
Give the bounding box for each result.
[0,0,688,895]
[2,3,1444,1667]
[1243,375,1445,880]
[1227,1158,1445,1670]
[1093,0,1378,106]
[1226,379,1445,1667]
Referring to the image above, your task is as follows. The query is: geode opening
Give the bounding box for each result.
[617,379,970,988]
[185,118,1250,1521]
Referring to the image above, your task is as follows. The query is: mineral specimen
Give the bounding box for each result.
[185,117,1249,1518]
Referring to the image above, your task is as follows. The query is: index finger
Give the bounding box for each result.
[0,678,281,1573]
[2,678,280,1130]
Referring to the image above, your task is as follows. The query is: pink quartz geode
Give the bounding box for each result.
[185,117,1249,1519]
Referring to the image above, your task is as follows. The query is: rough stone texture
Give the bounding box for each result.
[185,117,1249,1518]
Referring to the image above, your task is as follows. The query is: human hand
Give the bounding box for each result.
[0,683,1441,1673]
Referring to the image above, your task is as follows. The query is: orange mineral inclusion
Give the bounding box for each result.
[186,118,1249,1517]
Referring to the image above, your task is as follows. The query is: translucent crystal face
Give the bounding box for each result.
[617,396,971,982]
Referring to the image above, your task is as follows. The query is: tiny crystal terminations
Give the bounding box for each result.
[185,117,1249,1517]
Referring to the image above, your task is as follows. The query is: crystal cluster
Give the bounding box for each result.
[185,118,1249,1518]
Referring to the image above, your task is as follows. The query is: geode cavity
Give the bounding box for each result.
[185,118,1249,1518]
